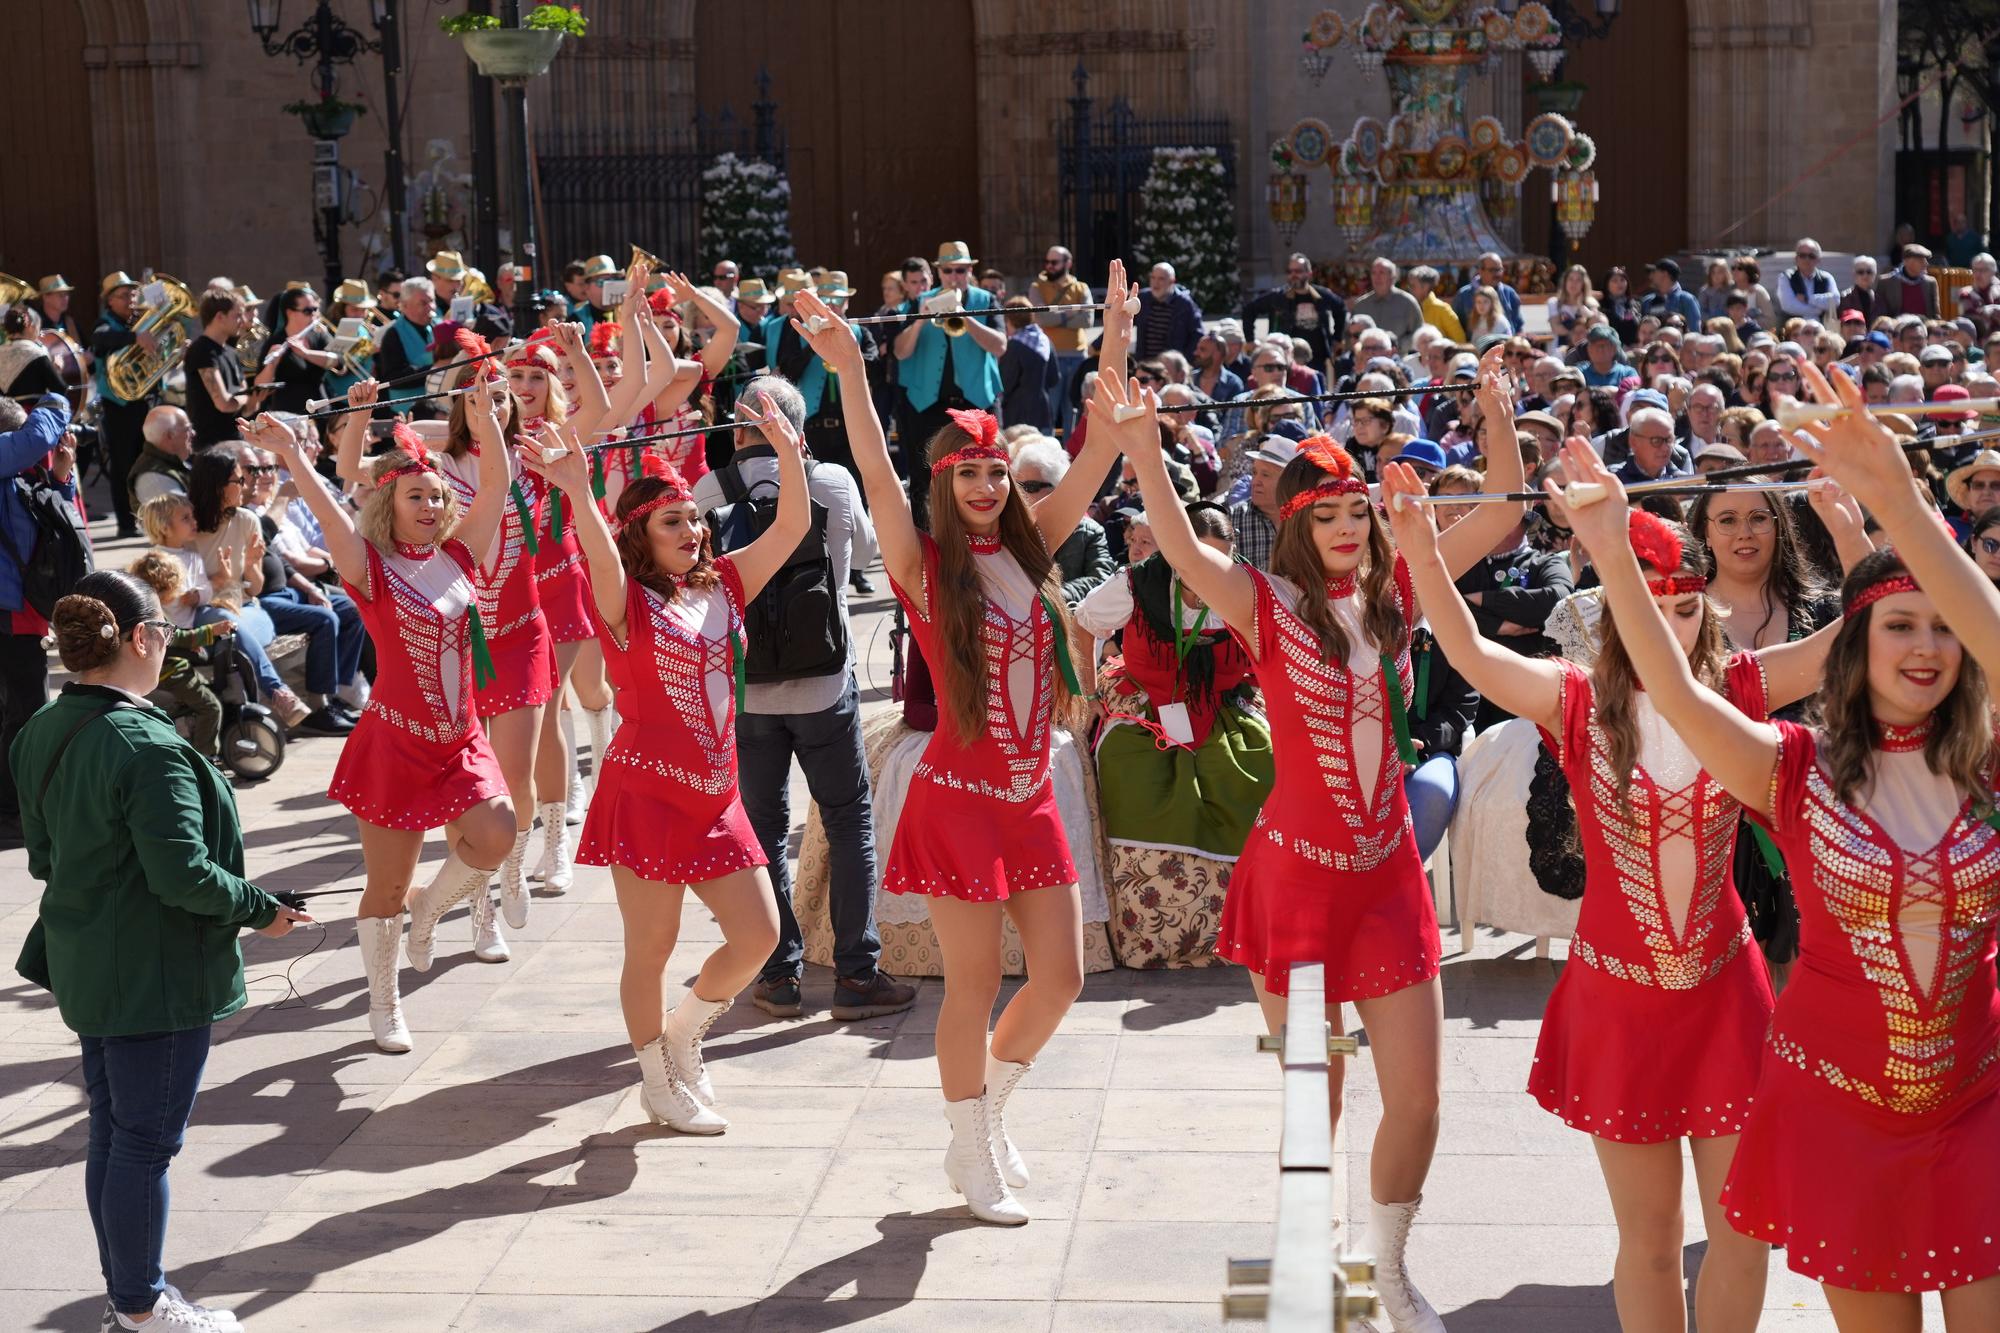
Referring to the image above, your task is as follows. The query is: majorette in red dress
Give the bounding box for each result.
[1725,718,2000,1291]
[436,448,556,714]
[883,531,1077,902]
[1213,559,1437,999]
[329,538,507,829]
[1530,656,1776,1142]
[532,451,597,645]
[574,556,766,884]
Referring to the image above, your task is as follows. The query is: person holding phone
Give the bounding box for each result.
[14,568,310,1333]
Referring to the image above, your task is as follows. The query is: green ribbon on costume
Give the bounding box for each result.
[468,606,497,689]
[1040,590,1084,696]
[509,481,540,555]
[730,627,747,710]
[1414,639,1433,721]
[548,489,566,545]
[1747,822,1787,879]
[1170,578,1211,666]
[590,453,607,501]
[1981,808,2000,838]
[1380,652,1420,768]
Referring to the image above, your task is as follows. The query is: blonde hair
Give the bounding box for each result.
[357,449,462,554]
[138,493,192,547]
[127,549,185,604]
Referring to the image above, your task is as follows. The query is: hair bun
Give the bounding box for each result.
[50,594,123,671]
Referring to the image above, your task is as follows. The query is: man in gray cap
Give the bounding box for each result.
[1226,434,1297,570]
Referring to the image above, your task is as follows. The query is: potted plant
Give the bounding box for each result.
[283,95,367,140]
[1530,78,1588,116]
[440,4,587,83]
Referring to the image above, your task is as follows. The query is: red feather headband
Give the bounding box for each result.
[375,424,439,485]
[507,329,561,372]
[930,408,1007,474]
[589,322,622,360]
[453,327,504,383]
[1627,509,1707,596]
[1277,435,1368,521]
[1845,571,1921,616]
[647,287,681,321]
[615,452,695,532]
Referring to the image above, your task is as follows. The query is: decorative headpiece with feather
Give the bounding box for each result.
[1276,435,1368,521]
[929,408,1007,474]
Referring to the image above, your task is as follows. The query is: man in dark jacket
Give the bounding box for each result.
[1136,262,1203,360]
[1241,253,1345,369]
[0,392,73,842]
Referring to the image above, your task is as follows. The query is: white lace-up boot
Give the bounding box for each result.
[663,993,730,1107]
[984,1053,1032,1189]
[470,884,510,963]
[406,852,492,972]
[942,1094,1029,1225]
[582,701,616,794]
[497,828,531,929]
[634,1035,728,1133]
[1368,1195,1445,1332]
[531,800,574,892]
[357,916,412,1053]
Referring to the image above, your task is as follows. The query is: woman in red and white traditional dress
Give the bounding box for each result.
[1386,461,1864,1332]
[786,267,1131,1226]
[1092,348,1527,1327]
[246,385,516,1054]
[1564,361,2000,1333]
[516,391,803,1134]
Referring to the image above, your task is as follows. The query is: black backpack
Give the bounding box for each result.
[704,461,847,684]
[0,463,94,619]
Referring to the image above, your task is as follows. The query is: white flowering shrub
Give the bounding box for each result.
[700,152,796,277]
[1132,146,1238,312]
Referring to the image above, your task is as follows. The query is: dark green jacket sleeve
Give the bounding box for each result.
[117,741,279,930]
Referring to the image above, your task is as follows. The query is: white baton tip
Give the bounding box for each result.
[1563,480,1610,508]
[1391,491,1414,513]
[1112,404,1147,423]
[540,445,569,464]
[803,315,831,335]
[1122,295,1141,317]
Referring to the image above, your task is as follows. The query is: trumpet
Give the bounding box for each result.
[629,242,664,274]
[319,315,377,378]
[105,273,195,402]
[1773,395,2000,431]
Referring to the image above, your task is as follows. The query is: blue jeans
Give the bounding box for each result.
[1405,753,1459,863]
[734,679,881,981]
[196,602,281,696]
[260,586,364,697]
[81,1026,211,1316]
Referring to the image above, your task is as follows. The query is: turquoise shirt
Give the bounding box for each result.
[896,287,1001,412]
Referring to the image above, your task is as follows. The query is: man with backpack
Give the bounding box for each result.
[0,391,78,845]
[693,375,915,1021]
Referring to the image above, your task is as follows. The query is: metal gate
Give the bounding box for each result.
[1056,63,1235,283]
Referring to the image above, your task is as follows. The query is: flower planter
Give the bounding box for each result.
[295,104,360,139]
[457,29,564,83]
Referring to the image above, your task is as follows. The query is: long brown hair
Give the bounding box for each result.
[1686,488,1828,643]
[612,477,719,604]
[1592,524,1730,799]
[1268,452,1402,663]
[444,371,525,461]
[1820,549,1993,807]
[925,420,1072,746]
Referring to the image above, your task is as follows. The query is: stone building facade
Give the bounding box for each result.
[0,0,1898,329]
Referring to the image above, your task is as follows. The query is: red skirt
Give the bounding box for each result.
[574,752,766,885]
[328,712,508,831]
[1214,815,1439,1000]
[537,551,596,645]
[1530,938,1772,1142]
[1723,1053,2000,1290]
[883,775,1076,903]
[473,615,556,717]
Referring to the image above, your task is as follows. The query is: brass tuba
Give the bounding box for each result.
[0,272,31,310]
[235,286,271,373]
[105,273,195,402]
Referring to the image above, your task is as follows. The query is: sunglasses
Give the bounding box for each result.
[1767,371,1800,383]
[1019,479,1054,494]
[1137,373,1165,386]
[245,464,278,475]
[940,265,974,275]
[1252,363,1285,373]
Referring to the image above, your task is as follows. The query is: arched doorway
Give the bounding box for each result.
[1519,0,1690,274]
[0,3,100,324]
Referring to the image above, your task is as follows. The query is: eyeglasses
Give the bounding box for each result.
[1709,511,1776,535]
[1019,479,1054,494]
[1630,432,1674,445]
[133,618,176,641]
[245,463,278,475]
[225,474,245,485]
[1137,373,1165,386]
[1767,370,1800,383]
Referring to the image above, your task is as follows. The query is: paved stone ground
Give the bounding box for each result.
[0,513,1861,1329]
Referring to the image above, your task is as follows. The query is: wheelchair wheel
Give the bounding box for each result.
[222,704,286,781]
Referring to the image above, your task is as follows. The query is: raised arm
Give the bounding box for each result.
[243,415,369,590]
[1551,438,1781,816]
[551,320,612,432]
[790,289,920,596]
[521,422,626,636]
[1795,360,2000,681]
[721,405,811,603]
[331,378,380,485]
[668,270,740,377]
[1433,344,1527,577]
[456,375,514,573]
[1090,372,1254,631]
[1096,258,1135,388]
[630,306,704,427]
[1381,462,1563,730]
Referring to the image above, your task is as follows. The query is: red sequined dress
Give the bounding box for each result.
[883,531,1076,902]
[532,422,597,645]
[1529,657,1776,1142]
[436,448,555,714]
[1725,719,2000,1292]
[1214,560,1436,999]
[328,538,506,829]
[574,556,765,883]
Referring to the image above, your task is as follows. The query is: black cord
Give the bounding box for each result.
[243,921,329,1010]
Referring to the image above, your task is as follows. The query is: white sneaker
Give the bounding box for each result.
[634,1035,727,1134]
[663,993,730,1108]
[163,1286,240,1331]
[470,885,510,963]
[406,853,491,972]
[356,916,411,1054]
[112,1287,238,1331]
[984,1054,1032,1189]
[497,829,531,930]
[942,1093,1028,1225]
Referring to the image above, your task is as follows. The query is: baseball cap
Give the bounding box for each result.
[1840,308,1865,324]
[1866,331,1892,350]
[1446,354,1480,382]
[1628,388,1670,414]
[1395,438,1447,471]
[1921,344,1954,364]
[1250,435,1302,467]
[1266,418,1311,444]
[1513,410,1565,438]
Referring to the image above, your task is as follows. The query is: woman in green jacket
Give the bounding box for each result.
[13,569,310,1333]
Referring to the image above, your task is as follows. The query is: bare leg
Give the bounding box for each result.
[535,643,582,803]
[484,703,545,834]
[1823,1288,1921,1333]
[1591,1137,1689,1333]
[1353,976,1444,1204]
[685,867,782,1004]
[355,820,424,919]
[571,638,612,710]
[444,797,519,869]
[1249,972,1349,1136]
[611,868,685,1048]
[1943,1275,2000,1331]
[1687,1134,1769,1333]
[990,884,1085,1066]
[926,897,1007,1102]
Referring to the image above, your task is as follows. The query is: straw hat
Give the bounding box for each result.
[581,254,620,281]
[426,249,468,280]
[100,271,140,298]
[816,270,855,299]
[935,241,977,268]
[736,278,776,306]
[331,279,376,309]
[1946,449,2000,509]
[36,275,73,296]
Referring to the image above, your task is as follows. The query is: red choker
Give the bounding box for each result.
[1874,717,1935,752]
[968,533,1004,555]
[1326,572,1357,600]
[393,539,436,561]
